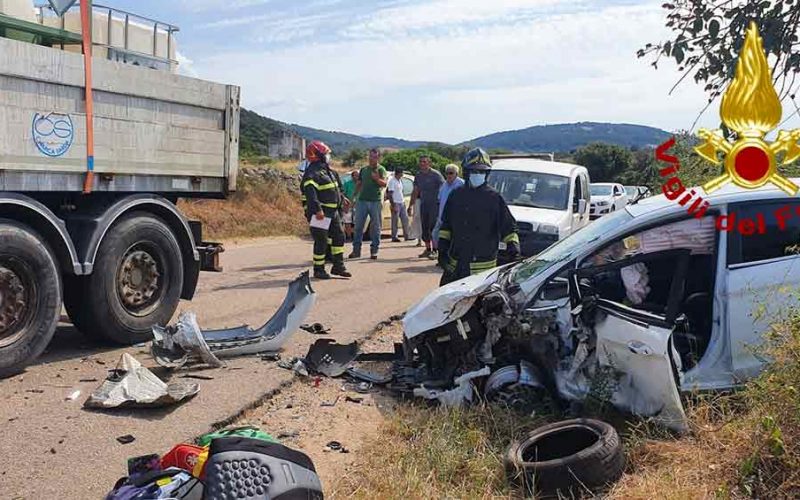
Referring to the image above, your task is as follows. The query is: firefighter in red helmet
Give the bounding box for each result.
[301,141,351,279]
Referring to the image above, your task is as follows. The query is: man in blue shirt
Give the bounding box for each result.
[433,163,464,253]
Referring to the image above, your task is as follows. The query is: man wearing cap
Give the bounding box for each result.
[386,168,411,242]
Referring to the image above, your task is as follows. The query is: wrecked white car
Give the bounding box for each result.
[400,182,800,431]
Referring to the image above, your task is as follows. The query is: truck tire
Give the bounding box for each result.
[504,418,624,496]
[0,220,62,378]
[71,213,183,345]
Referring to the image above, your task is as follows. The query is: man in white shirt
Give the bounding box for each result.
[386,168,411,242]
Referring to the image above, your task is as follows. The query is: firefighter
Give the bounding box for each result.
[437,148,519,286]
[301,140,352,280]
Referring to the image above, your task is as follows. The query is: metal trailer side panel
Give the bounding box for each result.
[0,36,239,195]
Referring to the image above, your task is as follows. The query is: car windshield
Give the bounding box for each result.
[510,209,634,284]
[488,171,570,210]
[625,187,637,197]
[590,185,613,196]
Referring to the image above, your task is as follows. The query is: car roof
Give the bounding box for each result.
[491,158,585,177]
[591,182,620,187]
[626,178,800,219]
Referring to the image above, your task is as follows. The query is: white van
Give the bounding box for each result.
[488,155,591,259]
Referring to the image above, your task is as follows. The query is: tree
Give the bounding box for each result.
[381,149,451,175]
[640,1,800,122]
[342,148,366,168]
[574,143,634,182]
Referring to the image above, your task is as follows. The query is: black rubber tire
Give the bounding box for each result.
[504,418,625,496]
[70,212,183,345]
[0,220,62,378]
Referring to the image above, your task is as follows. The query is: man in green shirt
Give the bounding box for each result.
[349,148,388,259]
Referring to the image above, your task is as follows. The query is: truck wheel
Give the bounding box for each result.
[0,220,62,378]
[76,213,183,345]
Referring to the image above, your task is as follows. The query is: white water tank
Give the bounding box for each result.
[41,8,178,72]
[0,0,37,23]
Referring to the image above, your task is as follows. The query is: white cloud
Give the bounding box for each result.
[189,1,721,142]
[341,0,586,39]
[175,51,199,78]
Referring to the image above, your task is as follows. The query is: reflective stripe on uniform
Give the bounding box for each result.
[503,233,520,244]
[303,180,337,191]
[438,229,452,240]
[470,260,497,273]
[320,202,339,209]
[331,246,345,255]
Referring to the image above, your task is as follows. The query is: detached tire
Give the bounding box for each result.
[69,213,183,345]
[504,418,624,497]
[0,220,62,378]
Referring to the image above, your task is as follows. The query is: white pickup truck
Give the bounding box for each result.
[488,155,591,260]
[0,2,239,376]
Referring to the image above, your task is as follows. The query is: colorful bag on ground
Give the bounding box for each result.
[195,426,278,447]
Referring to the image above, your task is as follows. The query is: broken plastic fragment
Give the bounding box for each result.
[413,366,491,407]
[84,353,199,409]
[151,272,316,368]
[304,339,359,377]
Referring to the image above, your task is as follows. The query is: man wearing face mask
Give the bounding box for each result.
[302,140,351,279]
[437,148,519,286]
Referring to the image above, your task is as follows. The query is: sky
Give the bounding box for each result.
[104,0,797,144]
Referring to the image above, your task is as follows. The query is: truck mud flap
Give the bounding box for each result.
[152,272,316,367]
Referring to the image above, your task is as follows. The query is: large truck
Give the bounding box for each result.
[0,2,239,376]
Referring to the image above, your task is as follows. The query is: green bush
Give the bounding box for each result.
[381,148,452,175]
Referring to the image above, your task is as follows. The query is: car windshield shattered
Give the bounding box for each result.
[489,171,570,211]
[511,210,634,285]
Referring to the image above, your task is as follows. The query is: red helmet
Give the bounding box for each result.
[306,140,331,162]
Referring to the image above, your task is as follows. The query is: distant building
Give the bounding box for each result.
[269,130,306,160]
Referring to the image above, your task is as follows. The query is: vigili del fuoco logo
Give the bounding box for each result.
[656,21,800,236]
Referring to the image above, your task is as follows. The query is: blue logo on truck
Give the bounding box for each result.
[32,112,74,157]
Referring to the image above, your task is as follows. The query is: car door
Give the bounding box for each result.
[574,249,689,431]
[612,185,625,210]
[571,174,589,233]
[725,201,800,381]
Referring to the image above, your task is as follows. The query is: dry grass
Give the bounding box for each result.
[332,403,547,499]
[331,311,800,499]
[611,313,800,500]
[178,173,306,241]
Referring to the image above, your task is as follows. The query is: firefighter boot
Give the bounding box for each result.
[313,265,331,280]
[330,255,352,278]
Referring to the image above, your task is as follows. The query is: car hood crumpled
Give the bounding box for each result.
[403,268,502,339]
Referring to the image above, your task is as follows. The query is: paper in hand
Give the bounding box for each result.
[310,216,332,230]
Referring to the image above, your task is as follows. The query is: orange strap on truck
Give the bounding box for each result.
[80,0,95,194]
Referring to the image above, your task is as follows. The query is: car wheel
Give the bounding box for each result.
[504,418,624,496]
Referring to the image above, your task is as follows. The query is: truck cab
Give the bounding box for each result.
[488,155,590,259]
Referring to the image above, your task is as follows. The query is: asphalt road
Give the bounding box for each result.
[0,236,440,499]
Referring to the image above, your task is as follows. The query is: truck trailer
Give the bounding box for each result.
[0,2,239,376]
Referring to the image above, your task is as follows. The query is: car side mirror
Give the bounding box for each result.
[577,199,587,214]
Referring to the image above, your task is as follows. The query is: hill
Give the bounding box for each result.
[239,108,671,157]
[289,124,431,152]
[462,122,670,153]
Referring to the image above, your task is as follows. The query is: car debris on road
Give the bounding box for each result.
[151,272,317,369]
[84,353,199,410]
